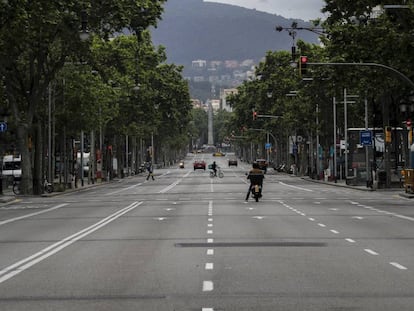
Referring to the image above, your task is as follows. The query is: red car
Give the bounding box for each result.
[193,160,206,170]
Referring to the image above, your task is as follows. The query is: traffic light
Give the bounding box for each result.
[299,55,308,77]
[253,111,257,120]
[385,126,392,143]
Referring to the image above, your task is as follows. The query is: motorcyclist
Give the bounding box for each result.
[245,162,264,201]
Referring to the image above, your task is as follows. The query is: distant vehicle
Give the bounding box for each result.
[255,158,268,173]
[228,158,238,167]
[179,161,185,168]
[1,155,21,178]
[213,152,225,157]
[193,160,206,170]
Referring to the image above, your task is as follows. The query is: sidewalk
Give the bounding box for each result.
[302,176,414,199]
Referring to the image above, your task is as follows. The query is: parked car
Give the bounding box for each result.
[228,158,238,167]
[255,158,268,173]
[193,160,206,170]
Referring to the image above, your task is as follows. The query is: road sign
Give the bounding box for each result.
[265,143,272,150]
[0,122,7,133]
[360,130,372,146]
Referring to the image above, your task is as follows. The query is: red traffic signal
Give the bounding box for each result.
[299,56,308,77]
[253,111,257,120]
[406,119,412,127]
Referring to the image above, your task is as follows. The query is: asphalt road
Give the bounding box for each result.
[0,153,413,310]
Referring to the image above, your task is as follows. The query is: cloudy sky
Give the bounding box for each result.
[205,0,327,21]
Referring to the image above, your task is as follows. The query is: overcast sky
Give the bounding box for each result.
[205,0,327,21]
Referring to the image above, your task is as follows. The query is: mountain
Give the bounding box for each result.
[151,0,319,65]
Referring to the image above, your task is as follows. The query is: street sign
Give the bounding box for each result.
[0,122,7,132]
[265,143,272,150]
[360,130,372,146]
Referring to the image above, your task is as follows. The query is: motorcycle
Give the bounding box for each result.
[251,183,262,202]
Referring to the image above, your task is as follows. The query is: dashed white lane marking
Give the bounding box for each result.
[205,263,214,270]
[390,262,408,270]
[308,218,315,221]
[318,223,326,227]
[207,239,214,243]
[330,230,339,234]
[207,230,213,234]
[364,249,379,256]
[346,238,356,243]
[208,223,213,227]
[202,308,214,311]
[203,281,214,291]
[207,249,214,255]
[352,216,364,220]
[252,216,265,220]
[208,218,213,222]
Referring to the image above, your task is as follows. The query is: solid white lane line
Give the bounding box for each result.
[279,182,313,192]
[106,183,142,195]
[346,238,356,243]
[0,203,68,227]
[207,249,214,255]
[0,202,142,284]
[364,249,379,256]
[390,262,408,270]
[203,281,214,291]
[205,263,214,270]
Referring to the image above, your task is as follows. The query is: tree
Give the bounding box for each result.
[0,0,166,194]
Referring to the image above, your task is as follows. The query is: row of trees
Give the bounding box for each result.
[228,1,414,182]
[0,0,193,194]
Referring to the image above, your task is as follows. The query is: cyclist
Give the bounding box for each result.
[211,161,217,177]
[245,162,264,201]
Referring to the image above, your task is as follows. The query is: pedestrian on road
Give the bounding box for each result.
[146,161,155,181]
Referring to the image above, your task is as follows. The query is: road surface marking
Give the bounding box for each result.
[252,216,264,220]
[207,230,213,234]
[308,218,315,221]
[330,230,339,234]
[203,281,214,291]
[207,249,214,255]
[208,223,213,227]
[346,238,356,243]
[205,263,214,270]
[105,183,142,195]
[202,308,214,311]
[0,203,68,227]
[364,249,379,255]
[0,202,142,284]
[318,223,326,227]
[208,218,213,222]
[352,216,364,220]
[390,262,407,270]
[279,182,313,192]
[207,239,214,243]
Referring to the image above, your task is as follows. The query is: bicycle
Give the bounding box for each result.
[209,167,224,178]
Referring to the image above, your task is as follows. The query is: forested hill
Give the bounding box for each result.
[150,0,319,65]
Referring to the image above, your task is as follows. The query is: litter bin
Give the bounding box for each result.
[378,170,387,188]
[403,169,414,193]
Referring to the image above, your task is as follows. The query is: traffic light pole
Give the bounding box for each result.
[308,62,414,88]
